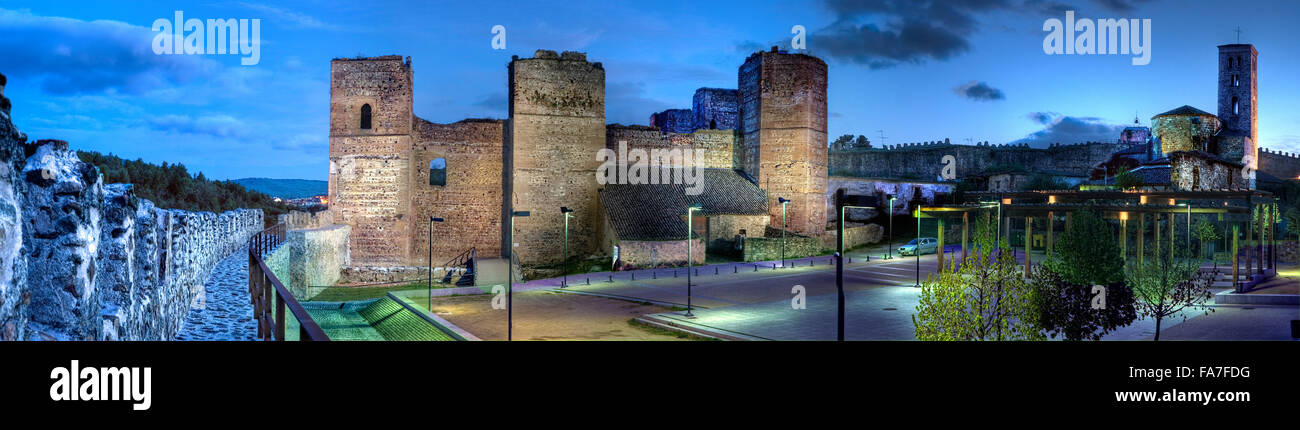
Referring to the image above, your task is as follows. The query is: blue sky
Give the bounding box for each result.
[2,0,1298,181]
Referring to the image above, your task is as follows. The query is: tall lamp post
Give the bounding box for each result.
[508,210,529,341]
[560,207,573,287]
[428,217,444,310]
[778,197,789,269]
[1178,202,1190,251]
[887,195,897,259]
[915,207,921,287]
[835,189,873,341]
[686,203,702,318]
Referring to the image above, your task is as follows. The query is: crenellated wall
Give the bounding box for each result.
[829,141,1122,180]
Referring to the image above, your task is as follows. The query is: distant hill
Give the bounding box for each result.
[232,178,328,200]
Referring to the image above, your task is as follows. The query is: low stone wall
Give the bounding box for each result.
[279,210,334,230]
[742,235,825,262]
[285,224,350,298]
[1,138,263,341]
[820,224,885,250]
[338,265,428,285]
[616,238,706,270]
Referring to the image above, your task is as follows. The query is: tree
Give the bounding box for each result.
[1125,247,1216,341]
[1113,168,1142,190]
[1192,219,1221,260]
[1032,210,1136,340]
[1041,210,1125,285]
[913,214,1042,341]
[831,134,854,149]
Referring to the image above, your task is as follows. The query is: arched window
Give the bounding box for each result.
[1233,74,1239,87]
[360,104,372,130]
[429,157,446,186]
[1233,96,1240,115]
[1228,57,1234,69]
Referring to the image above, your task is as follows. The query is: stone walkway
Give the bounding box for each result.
[174,248,258,341]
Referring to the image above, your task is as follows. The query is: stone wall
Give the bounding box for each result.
[507,50,605,265]
[616,238,705,270]
[286,224,350,298]
[605,125,736,170]
[0,85,26,340]
[1,136,261,341]
[739,48,829,237]
[821,224,885,250]
[649,108,694,134]
[1259,148,1300,180]
[279,210,334,230]
[693,88,739,131]
[411,118,504,264]
[1153,114,1220,155]
[705,214,769,254]
[829,141,1122,180]
[742,234,824,262]
[1169,152,1246,191]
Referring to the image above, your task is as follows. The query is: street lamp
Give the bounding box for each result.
[561,207,573,288]
[915,207,921,287]
[778,197,790,269]
[508,210,529,341]
[428,217,444,310]
[835,189,873,341]
[887,195,897,259]
[685,203,702,318]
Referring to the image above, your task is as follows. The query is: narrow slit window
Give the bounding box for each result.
[360,104,372,130]
[429,157,446,186]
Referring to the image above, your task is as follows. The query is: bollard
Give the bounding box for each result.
[632,272,636,281]
[734,266,738,274]
[715,267,718,275]
[586,277,590,285]
[754,265,758,272]
[653,271,657,279]
[674,270,678,278]
[608,274,613,283]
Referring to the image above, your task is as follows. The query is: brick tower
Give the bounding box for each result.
[1216,44,1258,166]
[327,55,415,265]
[506,50,606,264]
[738,47,829,236]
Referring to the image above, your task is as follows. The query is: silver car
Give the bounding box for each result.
[898,237,939,256]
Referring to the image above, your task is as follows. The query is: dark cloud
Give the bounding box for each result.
[954,80,1005,101]
[1090,0,1154,12]
[810,0,1018,68]
[0,8,215,95]
[1015,112,1124,146]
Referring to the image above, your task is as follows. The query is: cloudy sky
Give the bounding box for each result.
[2,0,1298,180]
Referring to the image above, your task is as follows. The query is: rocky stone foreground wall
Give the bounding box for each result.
[0,111,262,340]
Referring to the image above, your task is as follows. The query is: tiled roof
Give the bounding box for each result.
[1133,165,1171,185]
[601,169,768,241]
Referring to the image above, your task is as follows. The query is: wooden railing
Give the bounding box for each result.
[247,224,329,341]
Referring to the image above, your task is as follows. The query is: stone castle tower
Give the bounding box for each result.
[327,56,415,265]
[1216,43,1258,163]
[505,51,606,264]
[738,48,829,236]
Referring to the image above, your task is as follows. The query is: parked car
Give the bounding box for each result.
[898,237,939,256]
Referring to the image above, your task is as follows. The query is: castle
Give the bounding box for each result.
[328,47,827,270]
[327,42,1296,273]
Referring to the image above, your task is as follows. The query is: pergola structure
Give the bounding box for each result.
[916,189,1281,291]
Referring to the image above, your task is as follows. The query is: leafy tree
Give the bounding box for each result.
[1125,247,1216,341]
[1192,219,1221,260]
[1032,210,1136,340]
[1041,210,1125,285]
[913,214,1042,341]
[1113,167,1142,190]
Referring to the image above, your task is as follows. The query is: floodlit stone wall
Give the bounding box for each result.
[411,118,504,264]
[616,237,705,270]
[828,141,1121,180]
[285,224,350,298]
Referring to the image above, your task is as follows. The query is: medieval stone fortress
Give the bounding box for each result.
[326,47,831,276]
[322,41,1298,282]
